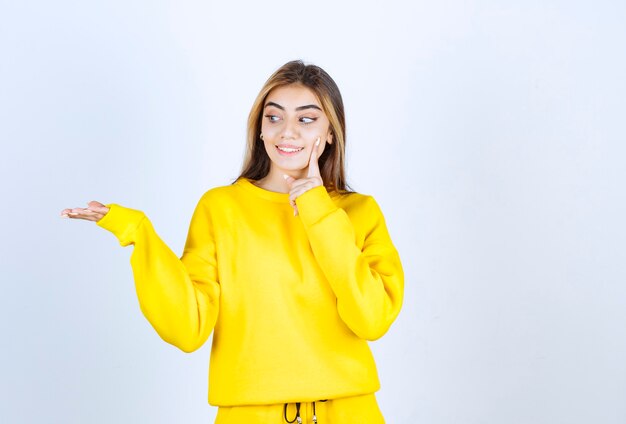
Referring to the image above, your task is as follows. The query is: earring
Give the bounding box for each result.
[260,133,264,140]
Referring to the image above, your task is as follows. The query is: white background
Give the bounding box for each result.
[1,1,625,423]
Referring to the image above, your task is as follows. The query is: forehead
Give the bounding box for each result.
[265,84,321,108]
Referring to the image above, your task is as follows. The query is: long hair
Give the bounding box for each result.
[237,60,351,193]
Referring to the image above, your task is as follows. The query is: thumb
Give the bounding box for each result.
[283,174,296,187]
[86,200,109,213]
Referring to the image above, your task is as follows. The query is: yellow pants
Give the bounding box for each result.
[215,394,385,424]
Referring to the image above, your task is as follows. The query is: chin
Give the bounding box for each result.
[271,159,308,173]
[280,168,307,177]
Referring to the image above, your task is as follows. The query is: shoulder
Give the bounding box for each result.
[332,190,388,236]
[329,190,394,245]
[196,181,242,205]
[187,182,247,227]
[185,183,243,222]
[334,190,382,216]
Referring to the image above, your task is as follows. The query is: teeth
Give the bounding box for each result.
[277,146,303,153]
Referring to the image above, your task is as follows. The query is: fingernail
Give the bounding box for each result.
[315,137,320,146]
[283,174,289,180]
[61,214,68,218]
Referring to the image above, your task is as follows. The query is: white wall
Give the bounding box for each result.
[1,1,625,423]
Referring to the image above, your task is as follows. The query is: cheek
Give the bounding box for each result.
[300,126,321,136]
[313,120,332,138]
[261,123,280,139]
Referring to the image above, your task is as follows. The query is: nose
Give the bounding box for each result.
[280,118,298,140]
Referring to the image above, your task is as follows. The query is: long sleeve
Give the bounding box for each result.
[96,199,220,353]
[295,186,404,341]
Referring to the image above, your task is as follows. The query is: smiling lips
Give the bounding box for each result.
[276,144,304,156]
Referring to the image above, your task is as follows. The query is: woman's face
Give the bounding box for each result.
[261,84,333,178]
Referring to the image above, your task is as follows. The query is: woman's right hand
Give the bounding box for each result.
[60,201,110,222]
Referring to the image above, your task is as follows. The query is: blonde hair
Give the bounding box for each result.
[237,60,351,192]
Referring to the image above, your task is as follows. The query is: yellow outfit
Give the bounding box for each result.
[96,178,403,420]
[216,394,384,423]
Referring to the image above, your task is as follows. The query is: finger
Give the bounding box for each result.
[287,177,314,191]
[67,207,84,215]
[86,201,109,214]
[289,201,299,216]
[61,203,91,216]
[70,208,92,218]
[83,207,108,221]
[283,174,296,187]
[62,206,94,220]
[86,200,105,210]
[65,212,96,221]
[307,137,321,179]
[286,197,298,216]
[289,183,314,203]
[62,199,109,221]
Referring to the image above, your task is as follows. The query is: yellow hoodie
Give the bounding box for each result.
[96,178,404,406]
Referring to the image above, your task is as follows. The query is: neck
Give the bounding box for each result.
[254,166,307,193]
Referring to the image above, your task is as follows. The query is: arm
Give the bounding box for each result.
[296,187,404,341]
[96,197,220,352]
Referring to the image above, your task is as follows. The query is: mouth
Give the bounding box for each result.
[275,145,305,155]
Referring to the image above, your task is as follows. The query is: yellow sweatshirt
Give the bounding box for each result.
[96,178,404,406]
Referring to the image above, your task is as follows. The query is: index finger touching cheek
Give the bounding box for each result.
[307,137,322,178]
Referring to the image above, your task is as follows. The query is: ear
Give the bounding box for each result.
[326,129,334,145]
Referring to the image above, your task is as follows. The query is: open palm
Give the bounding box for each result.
[60,201,109,222]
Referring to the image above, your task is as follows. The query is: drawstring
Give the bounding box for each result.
[283,402,302,424]
[284,400,326,423]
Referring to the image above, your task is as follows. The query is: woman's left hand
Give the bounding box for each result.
[284,137,323,216]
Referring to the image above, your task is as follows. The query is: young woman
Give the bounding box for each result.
[60,60,404,423]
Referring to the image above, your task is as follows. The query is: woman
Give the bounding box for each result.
[60,60,404,423]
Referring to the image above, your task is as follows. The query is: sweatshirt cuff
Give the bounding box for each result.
[96,203,146,247]
[296,185,338,226]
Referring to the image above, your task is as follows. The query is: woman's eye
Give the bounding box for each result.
[300,117,316,124]
[264,114,280,123]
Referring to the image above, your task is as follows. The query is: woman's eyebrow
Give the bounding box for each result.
[295,104,322,112]
[265,101,284,110]
[264,102,322,112]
